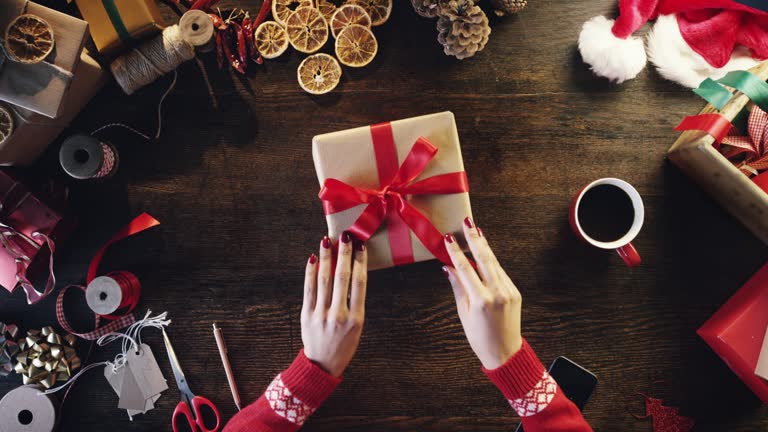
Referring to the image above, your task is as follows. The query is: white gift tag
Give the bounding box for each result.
[118,364,150,411]
[106,365,160,416]
[756,324,768,381]
[127,343,168,400]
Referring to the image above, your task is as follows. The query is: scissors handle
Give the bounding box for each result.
[191,395,221,432]
[172,401,198,432]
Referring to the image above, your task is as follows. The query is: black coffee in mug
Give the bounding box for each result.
[577,184,635,242]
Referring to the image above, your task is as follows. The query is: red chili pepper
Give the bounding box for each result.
[231,22,248,68]
[253,0,272,28]
[241,17,259,62]
[190,0,221,11]
[221,27,245,74]
[208,13,226,30]
[215,31,224,69]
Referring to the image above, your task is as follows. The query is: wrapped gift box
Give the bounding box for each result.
[313,112,473,270]
[668,62,768,244]
[0,52,107,165]
[0,1,88,118]
[0,171,74,302]
[698,262,768,403]
[75,0,165,55]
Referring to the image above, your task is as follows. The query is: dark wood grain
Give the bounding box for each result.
[1,0,768,431]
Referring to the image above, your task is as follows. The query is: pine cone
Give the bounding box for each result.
[436,0,490,60]
[412,0,443,18]
[489,0,527,16]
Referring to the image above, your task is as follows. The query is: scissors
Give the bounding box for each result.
[163,329,222,432]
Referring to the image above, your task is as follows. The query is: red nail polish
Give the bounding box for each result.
[322,236,331,249]
[464,217,474,228]
[355,242,366,252]
[309,254,318,264]
[341,231,352,244]
[477,227,484,237]
[444,233,455,244]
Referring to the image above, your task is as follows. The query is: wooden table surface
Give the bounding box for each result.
[2,1,768,431]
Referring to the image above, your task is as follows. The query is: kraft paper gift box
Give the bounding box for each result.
[0,52,107,165]
[668,62,768,244]
[0,1,88,118]
[75,0,165,55]
[0,171,75,303]
[312,112,473,270]
[698,262,768,403]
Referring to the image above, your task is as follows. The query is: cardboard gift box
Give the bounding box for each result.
[698,262,768,403]
[0,52,107,165]
[313,112,473,270]
[668,62,768,244]
[0,171,74,303]
[0,1,89,118]
[75,0,165,55]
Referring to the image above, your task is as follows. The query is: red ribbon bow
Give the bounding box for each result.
[319,126,469,267]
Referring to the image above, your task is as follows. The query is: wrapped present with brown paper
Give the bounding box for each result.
[0,52,107,165]
[75,0,165,55]
[313,112,473,270]
[0,1,88,118]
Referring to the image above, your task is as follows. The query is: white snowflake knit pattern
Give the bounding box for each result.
[508,371,557,417]
[265,374,315,425]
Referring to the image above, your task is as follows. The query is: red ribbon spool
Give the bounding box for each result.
[85,271,141,320]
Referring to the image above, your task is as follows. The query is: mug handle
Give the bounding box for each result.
[616,242,641,267]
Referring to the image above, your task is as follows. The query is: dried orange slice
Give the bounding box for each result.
[315,0,340,21]
[348,0,391,26]
[297,53,341,95]
[271,0,313,27]
[285,6,329,54]
[335,24,377,67]
[254,21,289,59]
[0,104,13,145]
[4,14,54,64]
[330,4,371,38]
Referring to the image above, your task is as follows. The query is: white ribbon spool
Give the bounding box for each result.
[85,275,123,316]
[0,385,58,432]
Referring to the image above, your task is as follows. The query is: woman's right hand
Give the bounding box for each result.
[443,217,523,370]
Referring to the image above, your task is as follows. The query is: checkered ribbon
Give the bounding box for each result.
[721,107,768,176]
[56,284,135,340]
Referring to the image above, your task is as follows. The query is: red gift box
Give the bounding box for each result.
[0,171,74,303]
[698,263,768,403]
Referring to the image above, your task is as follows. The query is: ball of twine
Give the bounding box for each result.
[110,25,195,95]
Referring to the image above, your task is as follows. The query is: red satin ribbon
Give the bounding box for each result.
[319,123,469,266]
[87,212,160,283]
[674,113,734,149]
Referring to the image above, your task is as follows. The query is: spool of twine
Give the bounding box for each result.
[0,385,58,432]
[59,134,119,180]
[179,10,215,53]
[110,24,195,95]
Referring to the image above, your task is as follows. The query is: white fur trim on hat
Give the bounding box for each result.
[578,15,647,84]
[647,14,760,88]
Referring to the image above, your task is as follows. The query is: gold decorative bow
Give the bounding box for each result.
[13,326,80,388]
[0,322,20,376]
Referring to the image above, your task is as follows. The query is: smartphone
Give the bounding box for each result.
[515,356,597,432]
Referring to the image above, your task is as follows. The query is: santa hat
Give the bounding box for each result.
[578,0,768,87]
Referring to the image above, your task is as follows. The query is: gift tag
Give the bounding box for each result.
[105,364,158,416]
[118,365,149,411]
[756,324,768,381]
[127,343,168,400]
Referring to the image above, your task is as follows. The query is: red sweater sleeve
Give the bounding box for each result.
[223,350,341,432]
[483,339,593,432]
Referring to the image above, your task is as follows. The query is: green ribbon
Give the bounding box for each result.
[693,78,734,110]
[101,0,135,46]
[717,70,768,112]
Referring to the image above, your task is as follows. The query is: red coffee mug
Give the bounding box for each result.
[568,178,644,267]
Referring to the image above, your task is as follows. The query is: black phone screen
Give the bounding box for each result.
[515,356,597,432]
